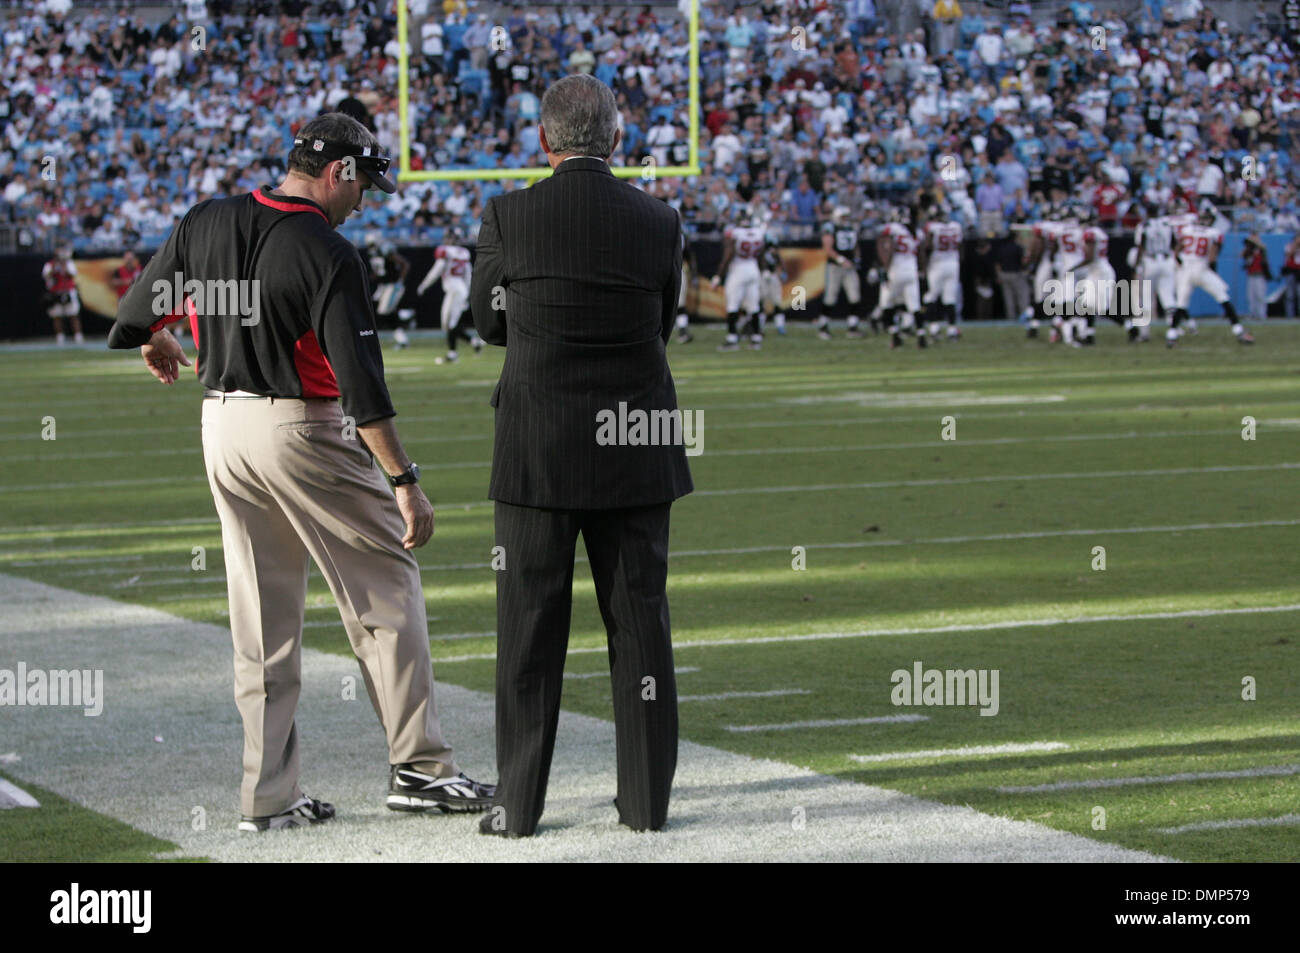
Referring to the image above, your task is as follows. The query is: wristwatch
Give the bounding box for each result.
[387,463,420,487]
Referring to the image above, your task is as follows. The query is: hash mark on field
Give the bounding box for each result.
[432,603,1300,663]
[850,742,1069,763]
[0,778,40,809]
[680,689,812,702]
[1154,814,1300,835]
[564,666,700,680]
[724,715,928,733]
[997,764,1300,794]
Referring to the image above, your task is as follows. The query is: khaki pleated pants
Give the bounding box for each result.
[200,395,457,817]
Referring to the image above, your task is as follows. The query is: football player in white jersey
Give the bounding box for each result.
[819,206,864,339]
[417,227,483,363]
[874,206,926,349]
[1127,202,1178,342]
[1026,212,1065,339]
[1169,203,1255,346]
[1048,207,1088,345]
[712,208,767,350]
[1072,213,1116,346]
[920,204,964,341]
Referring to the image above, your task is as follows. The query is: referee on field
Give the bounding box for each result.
[107,113,494,831]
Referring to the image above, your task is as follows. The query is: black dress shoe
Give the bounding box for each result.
[479,812,529,838]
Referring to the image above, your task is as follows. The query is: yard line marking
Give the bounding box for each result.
[431,603,1300,663]
[1,555,147,568]
[0,778,40,809]
[703,429,1240,458]
[725,715,928,733]
[997,764,1300,794]
[8,518,1296,573]
[6,462,1298,500]
[0,426,1237,468]
[850,742,1070,763]
[564,666,701,680]
[680,689,811,702]
[8,427,1239,463]
[691,463,1300,498]
[781,391,1068,407]
[1153,814,1300,835]
[713,400,1300,432]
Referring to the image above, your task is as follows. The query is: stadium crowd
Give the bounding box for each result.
[2,1,1300,290]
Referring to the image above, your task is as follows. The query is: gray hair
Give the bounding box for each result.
[540,74,620,158]
[287,112,378,178]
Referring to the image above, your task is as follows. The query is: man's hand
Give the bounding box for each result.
[394,484,435,549]
[140,328,191,384]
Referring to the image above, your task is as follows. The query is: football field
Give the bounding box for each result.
[1,322,1297,862]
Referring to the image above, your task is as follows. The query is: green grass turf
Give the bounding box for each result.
[1,322,1298,861]
[0,772,201,862]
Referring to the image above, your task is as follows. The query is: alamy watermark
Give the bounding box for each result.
[1043,276,1152,326]
[890,661,999,716]
[0,662,103,716]
[151,273,261,326]
[595,402,703,456]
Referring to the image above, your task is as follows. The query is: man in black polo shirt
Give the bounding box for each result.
[107,113,494,832]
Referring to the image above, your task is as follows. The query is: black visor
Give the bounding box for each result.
[293,137,396,193]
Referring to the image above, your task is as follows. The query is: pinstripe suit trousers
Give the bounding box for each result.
[492,499,678,836]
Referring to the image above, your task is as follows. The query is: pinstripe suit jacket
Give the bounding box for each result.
[470,156,693,509]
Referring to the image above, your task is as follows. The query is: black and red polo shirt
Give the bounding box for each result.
[107,186,395,425]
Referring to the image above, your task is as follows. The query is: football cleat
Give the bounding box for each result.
[239,795,335,832]
[387,766,496,814]
[1238,332,1256,345]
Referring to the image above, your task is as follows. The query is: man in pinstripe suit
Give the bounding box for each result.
[470,75,693,838]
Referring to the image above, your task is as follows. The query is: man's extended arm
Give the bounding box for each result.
[471,197,508,345]
[108,206,198,349]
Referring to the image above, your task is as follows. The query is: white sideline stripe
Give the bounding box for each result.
[431,603,1300,663]
[1154,814,1300,835]
[725,715,929,733]
[997,764,1300,794]
[0,778,40,808]
[0,572,1165,862]
[565,666,700,680]
[680,689,811,702]
[850,742,1070,764]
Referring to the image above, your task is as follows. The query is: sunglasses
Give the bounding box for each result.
[294,137,392,182]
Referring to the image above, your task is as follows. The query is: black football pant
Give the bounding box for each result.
[491,499,678,836]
